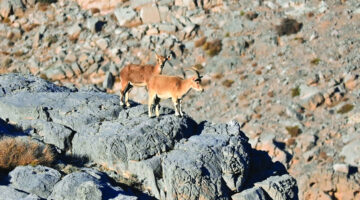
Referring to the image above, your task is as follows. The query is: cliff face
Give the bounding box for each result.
[0,73,297,199]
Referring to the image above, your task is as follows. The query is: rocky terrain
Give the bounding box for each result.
[0,0,359,199]
[0,73,298,199]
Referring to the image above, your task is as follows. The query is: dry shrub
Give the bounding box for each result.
[23,24,39,32]
[0,137,55,172]
[310,58,321,65]
[90,8,100,15]
[291,87,300,97]
[275,18,302,36]
[202,39,222,57]
[194,37,207,47]
[222,79,234,88]
[337,104,354,114]
[213,73,223,79]
[13,51,24,57]
[245,11,258,20]
[37,0,57,4]
[255,69,262,75]
[193,64,204,71]
[285,126,301,137]
[267,91,274,97]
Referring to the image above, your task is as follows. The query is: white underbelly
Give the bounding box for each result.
[130,82,147,87]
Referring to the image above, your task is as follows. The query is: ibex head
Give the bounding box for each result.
[155,54,171,68]
[185,66,204,92]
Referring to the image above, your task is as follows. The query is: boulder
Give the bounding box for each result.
[160,121,251,199]
[340,139,360,166]
[114,7,138,27]
[0,85,122,132]
[0,0,24,18]
[0,186,30,200]
[17,119,74,151]
[9,165,62,199]
[71,104,197,166]
[255,174,298,200]
[49,168,137,200]
[232,186,269,200]
[67,24,82,41]
[139,4,161,24]
[0,74,71,97]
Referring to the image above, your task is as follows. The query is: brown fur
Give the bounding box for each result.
[119,54,170,107]
[147,73,203,117]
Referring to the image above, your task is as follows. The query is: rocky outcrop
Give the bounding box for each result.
[0,74,298,199]
[9,165,61,198]
[49,168,136,200]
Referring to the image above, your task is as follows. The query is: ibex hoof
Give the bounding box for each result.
[126,103,131,108]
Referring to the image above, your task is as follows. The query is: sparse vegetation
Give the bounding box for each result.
[13,51,24,57]
[1,57,12,68]
[255,69,262,75]
[45,35,58,45]
[193,64,204,71]
[294,37,305,43]
[337,104,354,114]
[222,79,234,88]
[213,73,223,79]
[310,58,321,65]
[37,0,57,4]
[285,126,301,137]
[202,39,222,57]
[0,137,55,172]
[245,11,258,20]
[275,18,303,36]
[291,87,300,97]
[194,37,207,47]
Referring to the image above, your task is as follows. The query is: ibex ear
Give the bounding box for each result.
[155,53,160,59]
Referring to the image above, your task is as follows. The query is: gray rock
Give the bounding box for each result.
[71,104,197,165]
[114,7,137,26]
[232,186,269,200]
[86,18,106,33]
[96,38,109,50]
[103,71,115,89]
[340,139,360,166]
[333,163,349,174]
[140,4,161,24]
[0,74,71,97]
[158,23,177,33]
[0,78,122,131]
[161,121,251,199]
[9,165,62,199]
[49,168,136,200]
[19,194,41,200]
[255,174,298,200]
[221,37,249,57]
[67,24,82,40]
[17,119,73,151]
[0,186,29,200]
[0,0,24,18]
[130,0,154,9]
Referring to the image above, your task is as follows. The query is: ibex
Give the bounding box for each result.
[147,67,204,117]
[119,54,171,107]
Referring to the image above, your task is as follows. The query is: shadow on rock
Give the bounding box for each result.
[0,118,27,137]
